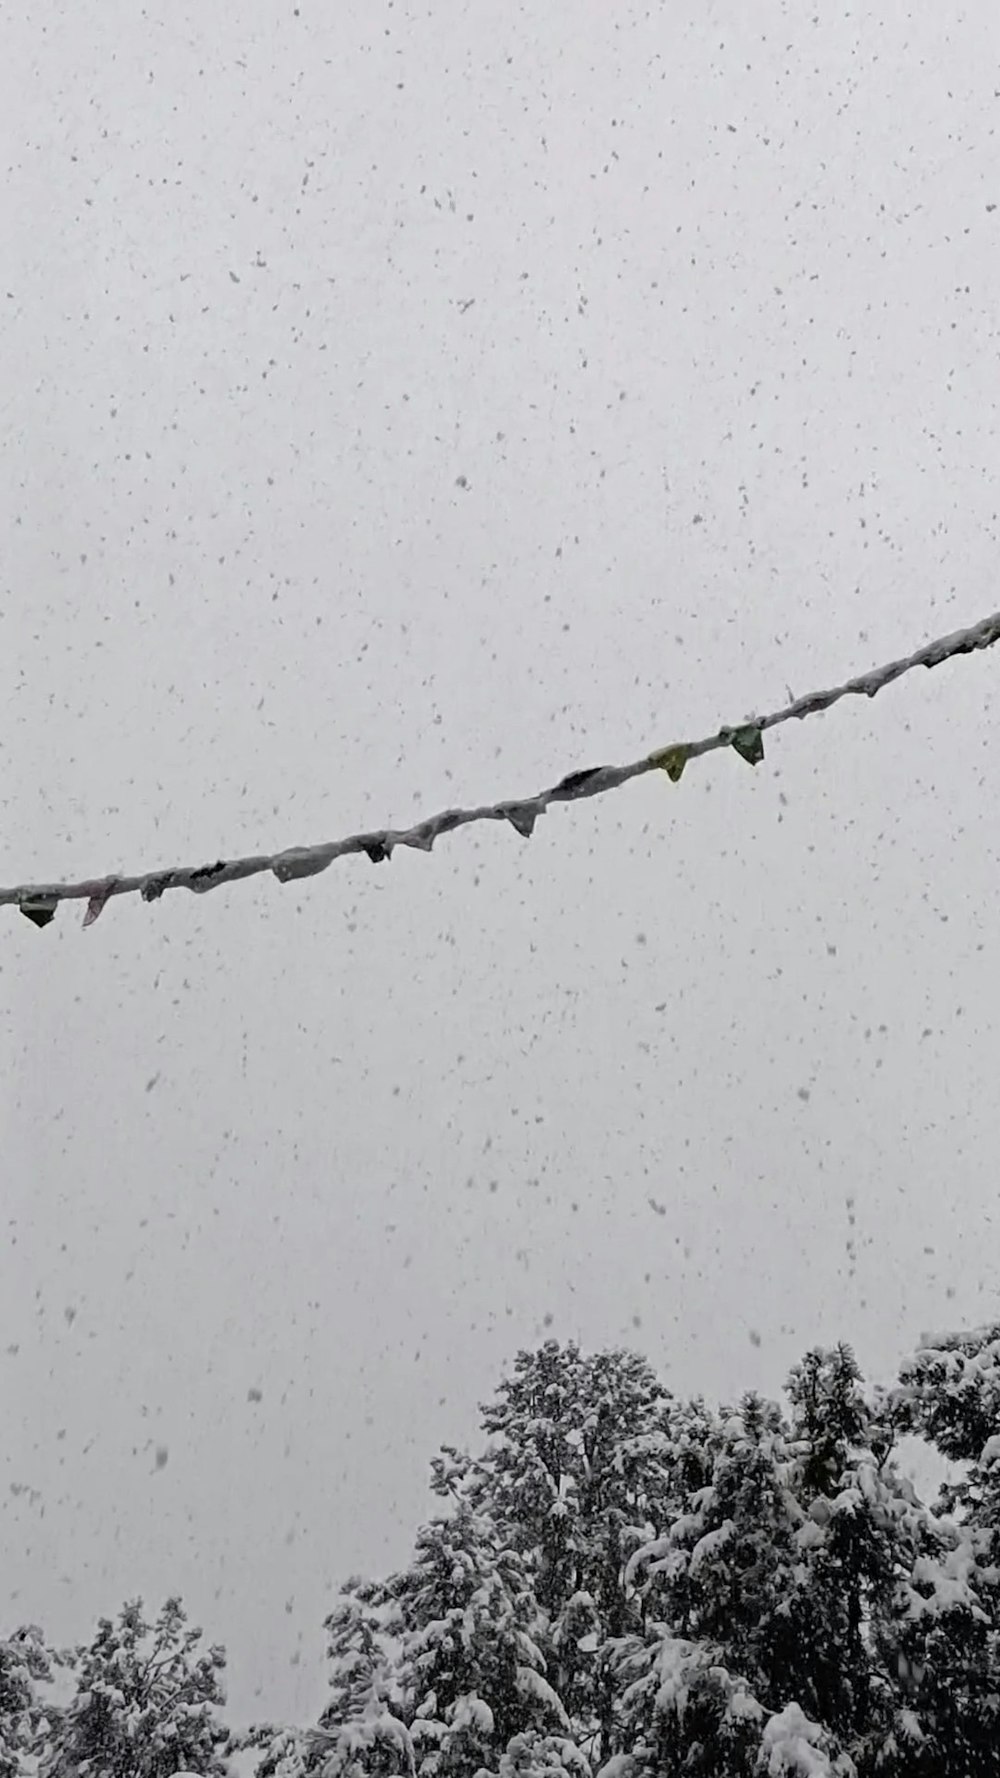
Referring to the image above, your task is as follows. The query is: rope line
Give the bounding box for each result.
[5,607,999,929]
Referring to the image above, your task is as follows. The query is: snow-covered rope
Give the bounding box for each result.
[5,606,999,929]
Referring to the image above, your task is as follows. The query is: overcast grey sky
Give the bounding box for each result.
[3,0,1000,1734]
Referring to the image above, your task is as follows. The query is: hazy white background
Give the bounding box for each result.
[2,0,999,1730]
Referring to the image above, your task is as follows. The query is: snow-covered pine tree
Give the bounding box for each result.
[430,1341,713,1768]
[316,1582,412,1778]
[616,1390,859,1777]
[321,1586,398,1727]
[893,1321,1000,1471]
[869,1323,1000,1775]
[0,1626,57,1777]
[282,1331,1000,1778]
[786,1346,871,1500]
[783,1344,899,1753]
[460,1344,676,1628]
[40,1597,231,1778]
[385,1501,566,1778]
[314,1503,568,1778]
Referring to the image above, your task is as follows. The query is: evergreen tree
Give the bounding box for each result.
[455,1343,676,1630]
[615,1391,853,1777]
[316,1503,567,1778]
[0,1626,56,1778]
[869,1323,1000,1775]
[786,1345,871,1499]
[25,1325,1000,1778]
[318,1582,412,1778]
[893,1321,1000,1467]
[387,1501,565,1778]
[430,1341,713,1768]
[783,1345,899,1750]
[41,1597,231,1778]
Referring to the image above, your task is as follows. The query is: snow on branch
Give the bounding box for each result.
[5,607,999,931]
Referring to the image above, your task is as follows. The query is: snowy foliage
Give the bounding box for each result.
[11,1328,1000,1778]
[0,1627,57,1778]
[40,1597,231,1778]
[243,1723,314,1778]
[893,1321,1000,1464]
[756,1702,855,1777]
